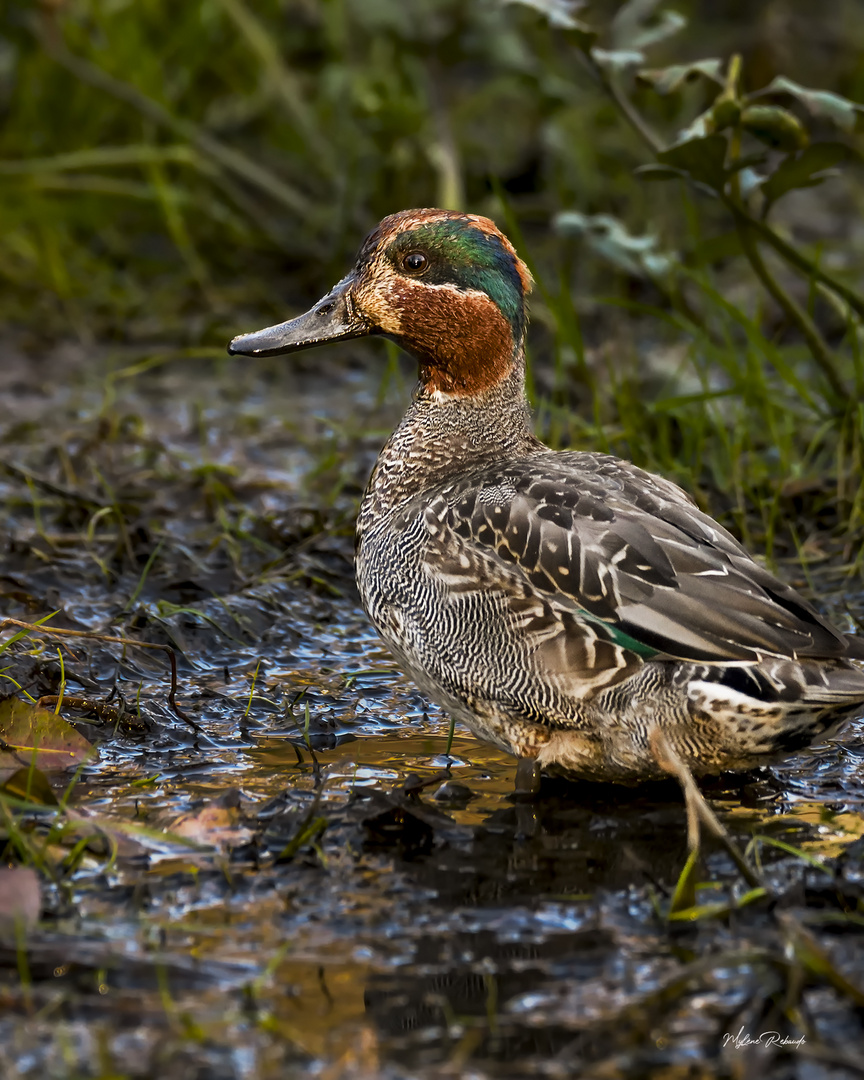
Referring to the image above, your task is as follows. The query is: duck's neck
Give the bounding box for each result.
[357,355,543,540]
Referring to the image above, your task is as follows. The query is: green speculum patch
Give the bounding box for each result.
[387,222,526,341]
[577,607,660,659]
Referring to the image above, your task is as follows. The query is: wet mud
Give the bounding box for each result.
[2,344,864,1079]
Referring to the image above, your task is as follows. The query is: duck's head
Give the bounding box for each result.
[228,208,533,397]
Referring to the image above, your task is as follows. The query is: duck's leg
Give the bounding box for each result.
[514,755,542,797]
[650,730,763,890]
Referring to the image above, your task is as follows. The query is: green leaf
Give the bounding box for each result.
[750,834,833,875]
[668,887,768,922]
[711,95,741,131]
[503,0,583,28]
[0,611,60,655]
[562,22,599,54]
[636,59,724,96]
[635,163,690,184]
[276,816,327,862]
[761,141,857,208]
[669,846,699,914]
[0,699,93,775]
[591,48,645,75]
[675,107,717,143]
[756,76,864,133]
[728,152,770,173]
[611,0,686,51]
[0,766,59,806]
[504,0,597,48]
[740,105,809,152]
[655,133,728,191]
[554,210,675,281]
[779,913,864,1007]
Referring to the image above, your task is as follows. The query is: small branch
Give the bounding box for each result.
[734,218,848,401]
[0,618,195,729]
[732,203,864,322]
[605,72,665,154]
[581,47,864,327]
[726,119,847,404]
[650,729,764,891]
[580,51,664,153]
[37,695,134,727]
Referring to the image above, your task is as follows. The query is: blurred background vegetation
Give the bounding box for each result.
[2,0,864,564]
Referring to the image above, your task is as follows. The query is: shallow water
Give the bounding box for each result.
[2,344,864,1079]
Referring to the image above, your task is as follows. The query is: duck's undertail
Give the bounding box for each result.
[530,656,864,782]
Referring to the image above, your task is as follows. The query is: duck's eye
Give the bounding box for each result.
[402,252,428,274]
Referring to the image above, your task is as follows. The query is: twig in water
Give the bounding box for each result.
[650,728,764,891]
[0,618,196,730]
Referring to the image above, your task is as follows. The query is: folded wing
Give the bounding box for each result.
[423,453,852,696]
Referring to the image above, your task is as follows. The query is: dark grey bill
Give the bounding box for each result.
[228,273,372,357]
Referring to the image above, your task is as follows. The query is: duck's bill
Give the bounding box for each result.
[228,274,372,357]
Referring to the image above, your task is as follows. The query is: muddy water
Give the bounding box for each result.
[2,344,864,1079]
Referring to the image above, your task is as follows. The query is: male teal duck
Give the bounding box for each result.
[230,208,864,784]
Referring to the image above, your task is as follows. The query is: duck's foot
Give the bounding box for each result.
[514,756,542,798]
[650,730,764,891]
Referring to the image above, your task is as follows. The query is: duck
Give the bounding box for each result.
[229,208,864,786]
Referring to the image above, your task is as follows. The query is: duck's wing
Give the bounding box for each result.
[424,452,852,672]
